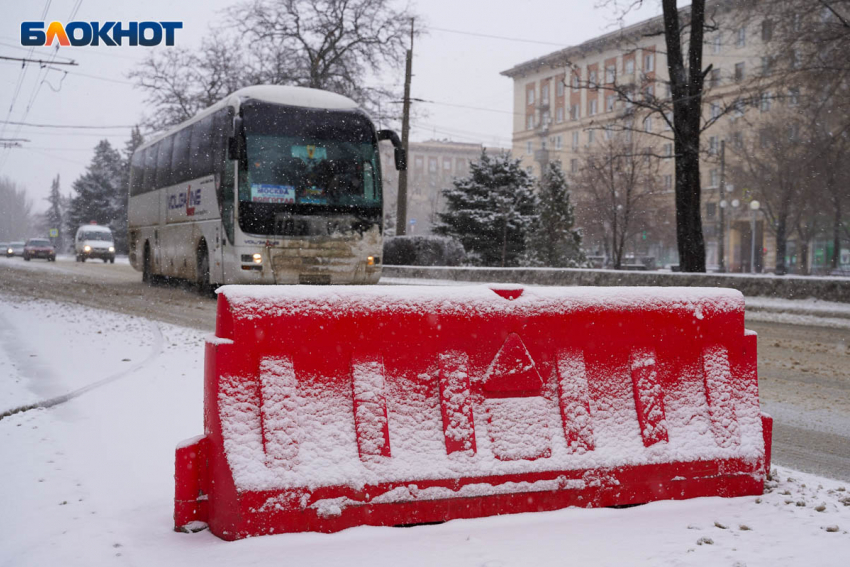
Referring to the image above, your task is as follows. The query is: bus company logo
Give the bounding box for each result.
[169,187,201,216]
[21,21,182,47]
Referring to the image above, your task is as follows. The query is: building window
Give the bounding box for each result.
[732,131,743,148]
[788,123,800,141]
[556,80,565,97]
[712,35,722,54]
[526,141,533,154]
[541,139,548,150]
[663,143,672,157]
[605,65,616,83]
[556,107,564,123]
[734,62,746,82]
[643,116,652,132]
[643,52,654,72]
[736,26,746,48]
[526,166,534,175]
[572,131,580,150]
[443,158,452,171]
[571,74,579,89]
[587,130,595,144]
[589,69,598,86]
[429,158,438,173]
[664,174,673,190]
[555,135,563,149]
[789,88,800,106]
[455,158,465,173]
[709,169,719,188]
[790,49,800,69]
[760,92,772,112]
[605,125,613,140]
[761,56,773,75]
[710,68,721,88]
[710,103,721,119]
[761,19,773,42]
[570,104,580,120]
[663,111,672,130]
[542,110,551,126]
[541,83,549,105]
[706,203,717,219]
[624,58,635,74]
[415,156,424,169]
[527,87,535,105]
[606,95,616,112]
[708,136,718,155]
[665,82,672,99]
[527,115,534,130]
[570,159,578,173]
[589,99,598,116]
[644,84,654,100]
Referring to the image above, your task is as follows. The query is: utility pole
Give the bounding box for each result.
[717,140,726,272]
[396,18,414,236]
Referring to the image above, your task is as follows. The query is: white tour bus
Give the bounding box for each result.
[128,85,405,288]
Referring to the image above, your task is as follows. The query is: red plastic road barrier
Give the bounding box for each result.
[174,286,772,540]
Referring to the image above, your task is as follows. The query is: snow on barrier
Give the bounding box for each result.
[174,285,773,540]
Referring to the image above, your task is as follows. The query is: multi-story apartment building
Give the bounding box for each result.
[381,140,504,235]
[501,1,782,271]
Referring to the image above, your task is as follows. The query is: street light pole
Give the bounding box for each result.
[750,200,760,274]
[718,140,726,272]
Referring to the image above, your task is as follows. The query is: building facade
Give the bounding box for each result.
[381,140,503,236]
[501,1,789,272]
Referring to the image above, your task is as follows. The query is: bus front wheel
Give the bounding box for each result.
[142,244,152,284]
[196,243,212,296]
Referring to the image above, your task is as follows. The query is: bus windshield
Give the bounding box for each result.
[238,102,381,235]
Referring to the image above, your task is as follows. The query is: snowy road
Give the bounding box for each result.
[1,256,849,481]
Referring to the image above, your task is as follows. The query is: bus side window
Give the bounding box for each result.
[190,117,214,178]
[155,135,174,189]
[171,128,192,185]
[142,145,158,193]
[130,150,145,196]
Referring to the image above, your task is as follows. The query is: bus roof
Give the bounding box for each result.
[138,85,361,151]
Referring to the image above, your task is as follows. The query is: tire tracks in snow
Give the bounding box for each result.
[0,320,164,420]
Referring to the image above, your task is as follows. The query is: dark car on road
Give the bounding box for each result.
[6,242,24,258]
[23,238,56,262]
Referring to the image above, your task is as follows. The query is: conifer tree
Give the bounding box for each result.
[434,151,537,267]
[524,162,585,267]
[67,140,124,249]
[45,175,66,252]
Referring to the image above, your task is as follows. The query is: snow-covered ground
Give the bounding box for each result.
[1,294,849,567]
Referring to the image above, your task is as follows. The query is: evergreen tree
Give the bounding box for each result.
[523,162,585,267]
[434,151,537,267]
[45,175,66,252]
[67,140,124,248]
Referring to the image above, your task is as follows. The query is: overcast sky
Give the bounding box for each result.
[0,0,665,213]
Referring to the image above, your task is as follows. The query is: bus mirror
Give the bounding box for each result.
[377,129,406,171]
[394,147,407,171]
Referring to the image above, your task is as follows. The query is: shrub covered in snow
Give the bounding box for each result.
[383,235,466,266]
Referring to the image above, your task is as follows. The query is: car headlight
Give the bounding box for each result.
[252,253,263,264]
[6,248,11,254]
[109,246,115,252]
[84,245,91,252]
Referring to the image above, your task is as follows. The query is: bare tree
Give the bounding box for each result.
[752,0,850,269]
[130,0,416,130]
[573,135,662,269]
[0,177,34,241]
[585,0,720,272]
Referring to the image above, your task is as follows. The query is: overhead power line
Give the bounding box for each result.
[428,26,568,48]
[0,55,78,66]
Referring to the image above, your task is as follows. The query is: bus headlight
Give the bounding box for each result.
[367,256,376,266]
[84,245,91,252]
[252,253,263,264]
[108,246,115,253]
